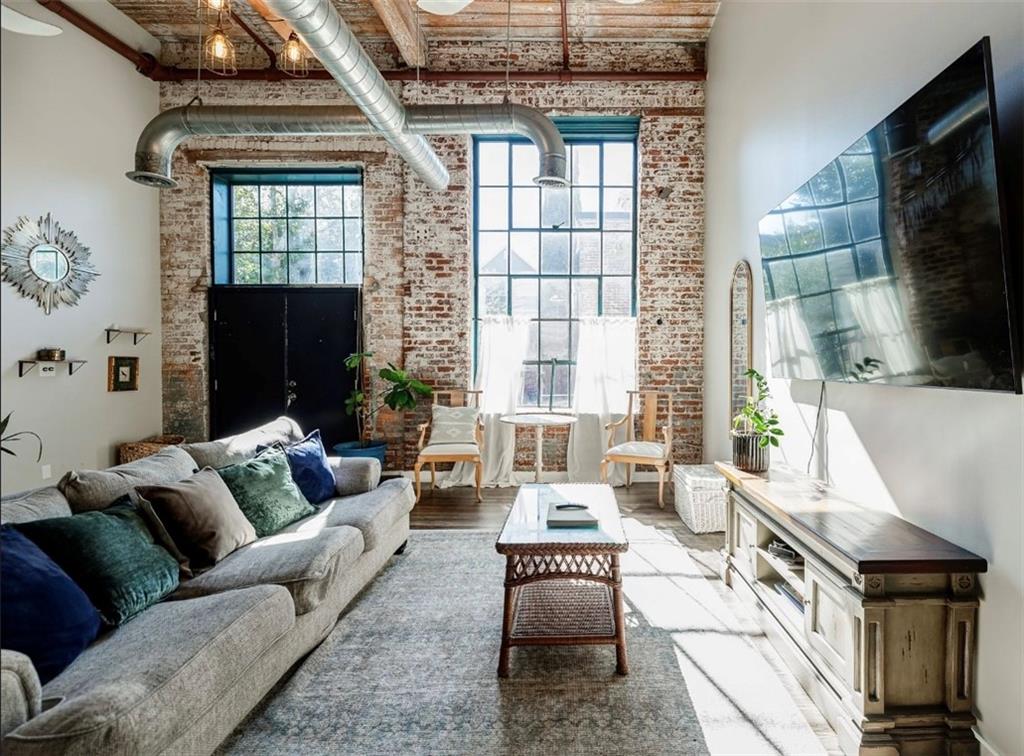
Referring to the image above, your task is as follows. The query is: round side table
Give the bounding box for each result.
[499,413,578,483]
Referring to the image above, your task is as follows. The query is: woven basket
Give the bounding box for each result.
[117,435,185,465]
[673,464,727,534]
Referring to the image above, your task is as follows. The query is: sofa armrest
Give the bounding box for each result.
[326,456,381,497]
[1,650,41,737]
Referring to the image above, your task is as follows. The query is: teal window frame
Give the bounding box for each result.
[473,118,640,409]
[211,168,364,286]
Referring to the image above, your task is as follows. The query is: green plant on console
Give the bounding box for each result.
[1,412,43,461]
[732,369,784,449]
[344,352,433,445]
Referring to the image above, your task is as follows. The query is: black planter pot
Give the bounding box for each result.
[732,432,769,473]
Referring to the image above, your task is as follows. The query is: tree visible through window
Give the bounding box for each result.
[217,174,363,285]
[474,137,637,408]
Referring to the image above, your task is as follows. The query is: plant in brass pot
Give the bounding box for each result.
[731,369,783,473]
[338,352,433,465]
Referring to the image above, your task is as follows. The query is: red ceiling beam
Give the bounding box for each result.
[35,0,707,85]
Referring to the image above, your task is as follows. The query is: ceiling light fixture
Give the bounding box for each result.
[198,0,232,24]
[279,31,308,78]
[415,0,473,16]
[203,22,237,76]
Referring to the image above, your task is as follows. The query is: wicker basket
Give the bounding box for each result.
[673,464,728,534]
[117,434,185,465]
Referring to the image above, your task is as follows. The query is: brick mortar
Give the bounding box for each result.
[158,61,704,470]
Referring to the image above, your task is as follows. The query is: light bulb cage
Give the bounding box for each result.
[279,32,309,78]
[197,0,232,25]
[203,23,238,77]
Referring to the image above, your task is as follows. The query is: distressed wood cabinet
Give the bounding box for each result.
[716,463,987,756]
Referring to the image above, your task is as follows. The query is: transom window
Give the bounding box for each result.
[758,135,891,375]
[474,131,638,408]
[211,170,363,285]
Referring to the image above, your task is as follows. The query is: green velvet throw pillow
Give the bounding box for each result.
[216,450,315,537]
[15,496,180,626]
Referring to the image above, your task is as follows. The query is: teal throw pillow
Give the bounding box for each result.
[15,496,180,626]
[216,450,315,537]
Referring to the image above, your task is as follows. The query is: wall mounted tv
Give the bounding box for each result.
[758,38,1020,393]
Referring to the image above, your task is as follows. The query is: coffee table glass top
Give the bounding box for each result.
[497,484,627,550]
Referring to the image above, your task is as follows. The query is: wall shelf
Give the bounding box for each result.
[18,359,88,377]
[105,327,151,345]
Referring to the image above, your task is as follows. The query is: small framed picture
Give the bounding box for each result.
[107,356,139,392]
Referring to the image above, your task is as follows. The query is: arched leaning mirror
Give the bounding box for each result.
[1,213,98,314]
[730,260,754,421]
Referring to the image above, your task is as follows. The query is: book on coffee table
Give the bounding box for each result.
[542,489,599,528]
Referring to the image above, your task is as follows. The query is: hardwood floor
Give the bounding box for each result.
[409,480,841,755]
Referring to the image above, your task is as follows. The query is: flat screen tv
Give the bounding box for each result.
[758,38,1020,393]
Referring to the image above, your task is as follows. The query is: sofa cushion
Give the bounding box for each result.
[181,416,303,469]
[15,497,180,626]
[57,447,198,514]
[216,450,315,538]
[1,650,41,738]
[0,487,72,525]
[283,478,414,552]
[429,404,479,445]
[0,527,101,684]
[7,587,294,754]
[328,455,381,497]
[258,430,335,505]
[172,526,363,614]
[420,443,480,457]
[137,468,257,571]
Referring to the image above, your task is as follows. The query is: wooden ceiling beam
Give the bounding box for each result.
[367,0,429,67]
[246,0,293,42]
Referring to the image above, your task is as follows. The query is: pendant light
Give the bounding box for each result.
[198,0,232,25]
[279,32,309,78]
[416,0,472,15]
[203,16,237,77]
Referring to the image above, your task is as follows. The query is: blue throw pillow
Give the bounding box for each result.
[258,430,335,505]
[0,526,102,684]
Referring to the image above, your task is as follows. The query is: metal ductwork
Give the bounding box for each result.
[261,0,449,190]
[407,103,568,187]
[127,0,568,190]
[127,104,569,190]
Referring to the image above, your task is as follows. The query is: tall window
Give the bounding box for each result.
[211,170,363,285]
[758,135,890,376]
[474,132,638,408]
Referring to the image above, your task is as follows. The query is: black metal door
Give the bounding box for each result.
[209,287,358,448]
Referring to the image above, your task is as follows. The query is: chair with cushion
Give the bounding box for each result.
[600,390,674,507]
[413,390,483,503]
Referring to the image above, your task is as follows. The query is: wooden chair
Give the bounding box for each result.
[414,389,484,503]
[600,390,674,507]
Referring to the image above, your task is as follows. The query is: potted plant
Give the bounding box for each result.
[337,351,433,465]
[1,412,43,462]
[731,369,783,473]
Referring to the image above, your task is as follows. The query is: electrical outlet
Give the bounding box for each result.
[41,464,52,480]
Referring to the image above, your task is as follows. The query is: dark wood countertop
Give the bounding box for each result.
[715,463,987,575]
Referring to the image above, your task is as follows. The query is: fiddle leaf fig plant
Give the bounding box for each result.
[344,353,432,445]
[732,368,784,448]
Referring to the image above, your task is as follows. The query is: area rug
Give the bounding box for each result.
[218,525,825,756]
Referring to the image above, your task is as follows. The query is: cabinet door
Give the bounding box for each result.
[804,564,855,685]
[731,499,758,580]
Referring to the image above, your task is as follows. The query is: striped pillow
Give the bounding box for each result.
[430,405,479,445]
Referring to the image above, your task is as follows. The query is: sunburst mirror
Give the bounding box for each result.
[1,214,99,314]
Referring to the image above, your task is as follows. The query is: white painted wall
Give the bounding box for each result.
[704,4,1023,754]
[1,5,162,494]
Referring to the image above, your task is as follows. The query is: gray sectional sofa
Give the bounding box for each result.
[0,417,414,755]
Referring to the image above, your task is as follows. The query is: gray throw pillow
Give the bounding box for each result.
[58,447,198,514]
[430,405,480,445]
[137,468,257,572]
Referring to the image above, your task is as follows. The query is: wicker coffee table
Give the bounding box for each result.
[495,483,629,677]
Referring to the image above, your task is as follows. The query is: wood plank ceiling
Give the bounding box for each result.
[109,0,719,65]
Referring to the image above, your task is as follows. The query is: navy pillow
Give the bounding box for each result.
[258,430,335,505]
[0,526,102,684]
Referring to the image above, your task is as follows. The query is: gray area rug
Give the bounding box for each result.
[219,528,824,756]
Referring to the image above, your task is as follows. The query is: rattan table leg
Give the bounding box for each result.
[498,559,515,678]
[612,554,629,675]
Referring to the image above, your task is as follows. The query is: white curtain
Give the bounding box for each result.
[567,317,637,484]
[843,277,927,377]
[765,295,824,380]
[441,316,531,488]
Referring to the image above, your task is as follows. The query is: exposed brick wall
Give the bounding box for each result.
[157,41,705,470]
